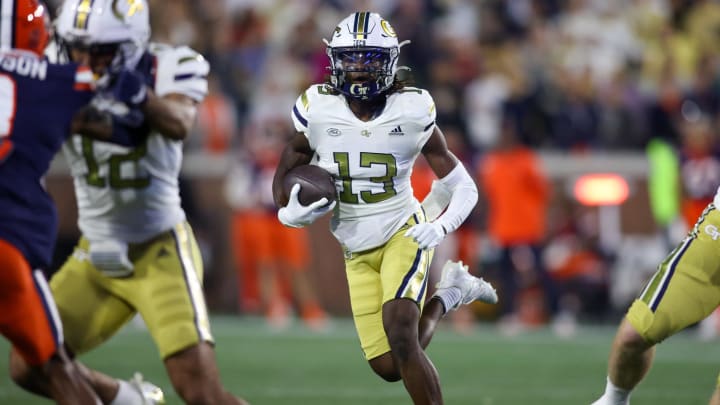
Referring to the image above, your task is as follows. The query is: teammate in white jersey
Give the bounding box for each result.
[9,1,249,404]
[273,12,497,403]
[592,185,720,405]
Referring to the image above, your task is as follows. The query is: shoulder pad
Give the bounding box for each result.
[152,43,209,101]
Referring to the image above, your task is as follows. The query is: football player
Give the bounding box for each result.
[8,1,249,404]
[592,185,720,405]
[272,12,498,403]
[0,0,149,403]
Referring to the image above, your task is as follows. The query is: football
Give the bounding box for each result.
[283,165,337,206]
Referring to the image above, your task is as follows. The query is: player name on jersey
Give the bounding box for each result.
[0,53,47,80]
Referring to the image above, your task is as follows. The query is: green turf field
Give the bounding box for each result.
[0,316,718,404]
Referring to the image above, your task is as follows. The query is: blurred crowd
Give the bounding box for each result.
[137,0,720,155]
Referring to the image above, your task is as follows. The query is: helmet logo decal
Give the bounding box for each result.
[349,83,369,97]
[112,0,144,21]
[380,20,396,37]
[73,0,95,29]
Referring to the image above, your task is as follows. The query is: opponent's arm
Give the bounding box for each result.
[106,68,197,141]
[70,105,143,147]
[405,126,478,249]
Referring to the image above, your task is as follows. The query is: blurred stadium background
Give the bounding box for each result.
[9,0,720,403]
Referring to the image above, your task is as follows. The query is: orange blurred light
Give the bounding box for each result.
[574,174,629,206]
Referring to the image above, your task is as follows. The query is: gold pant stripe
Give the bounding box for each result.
[639,237,691,311]
[172,223,212,342]
[395,246,430,301]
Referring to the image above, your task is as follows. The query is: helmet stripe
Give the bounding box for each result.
[353,11,369,41]
[73,0,95,29]
[0,0,16,50]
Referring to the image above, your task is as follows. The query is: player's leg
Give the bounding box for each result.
[353,216,442,402]
[133,222,248,404]
[379,222,442,403]
[164,342,248,405]
[593,204,720,404]
[383,298,443,403]
[606,318,655,391]
[590,317,656,405]
[9,237,153,404]
[420,259,498,348]
[710,379,720,405]
[0,239,99,404]
[345,248,398,378]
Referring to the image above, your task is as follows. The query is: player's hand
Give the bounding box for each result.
[105,68,148,107]
[278,183,336,228]
[112,105,145,128]
[405,222,446,249]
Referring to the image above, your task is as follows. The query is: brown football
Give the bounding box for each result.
[283,165,337,206]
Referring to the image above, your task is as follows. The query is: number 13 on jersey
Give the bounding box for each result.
[334,151,398,204]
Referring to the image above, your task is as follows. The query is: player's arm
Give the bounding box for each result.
[70,105,143,147]
[405,125,478,249]
[272,132,315,207]
[103,67,198,141]
[142,91,197,140]
[271,132,334,228]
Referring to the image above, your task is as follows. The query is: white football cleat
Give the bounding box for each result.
[129,372,165,404]
[436,260,498,310]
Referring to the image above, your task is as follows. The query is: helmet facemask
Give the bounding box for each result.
[328,46,398,100]
[324,12,404,101]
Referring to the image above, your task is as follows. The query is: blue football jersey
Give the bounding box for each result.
[0,50,94,269]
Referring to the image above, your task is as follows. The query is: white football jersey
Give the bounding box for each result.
[292,84,436,252]
[715,185,720,207]
[63,43,209,243]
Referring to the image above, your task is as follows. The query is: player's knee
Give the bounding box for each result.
[617,318,654,351]
[375,368,402,382]
[386,325,418,364]
[175,383,218,405]
[368,356,401,382]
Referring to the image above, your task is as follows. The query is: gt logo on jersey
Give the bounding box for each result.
[705,224,720,241]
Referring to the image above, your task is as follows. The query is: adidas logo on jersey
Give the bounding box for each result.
[388,125,404,136]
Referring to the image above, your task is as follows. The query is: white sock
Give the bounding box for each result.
[432,287,462,314]
[596,376,631,405]
[110,379,142,405]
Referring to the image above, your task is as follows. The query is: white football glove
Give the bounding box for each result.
[404,222,447,250]
[278,183,336,228]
